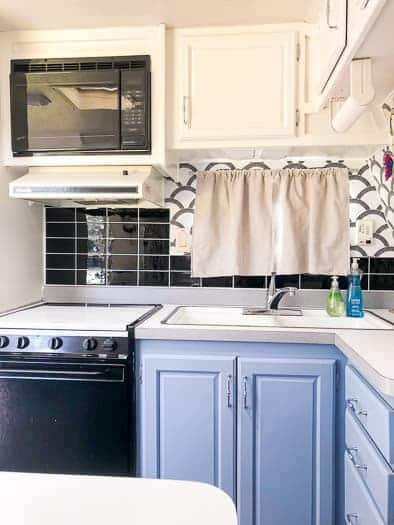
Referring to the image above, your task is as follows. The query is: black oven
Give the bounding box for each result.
[10,55,151,156]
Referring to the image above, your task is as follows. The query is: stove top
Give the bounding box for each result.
[0,304,157,332]
[0,303,160,359]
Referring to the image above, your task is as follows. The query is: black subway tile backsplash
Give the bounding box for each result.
[140,239,169,255]
[108,238,138,254]
[139,209,170,223]
[45,208,394,290]
[108,222,138,238]
[46,208,75,222]
[170,272,201,287]
[46,238,75,254]
[107,209,138,222]
[108,255,138,271]
[139,223,170,239]
[370,258,394,274]
[46,254,75,270]
[234,276,266,288]
[170,255,191,271]
[46,222,76,238]
[139,255,169,271]
[46,270,75,285]
[107,271,138,286]
[369,274,394,291]
[139,272,169,287]
[202,277,233,288]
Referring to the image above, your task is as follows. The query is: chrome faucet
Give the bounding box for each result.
[266,272,298,310]
[243,272,300,316]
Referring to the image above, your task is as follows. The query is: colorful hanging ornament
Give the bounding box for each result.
[383,150,393,181]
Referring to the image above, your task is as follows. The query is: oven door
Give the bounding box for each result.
[11,70,120,154]
[0,360,132,476]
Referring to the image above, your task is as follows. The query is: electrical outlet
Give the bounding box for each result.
[356,219,374,245]
[175,228,190,254]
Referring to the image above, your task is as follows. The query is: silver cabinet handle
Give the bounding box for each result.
[183,96,191,127]
[346,447,368,471]
[226,374,232,408]
[346,514,358,524]
[326,0,339,29]
[361,0,371,8]
[347,398,368,417]
[242,376,248,409]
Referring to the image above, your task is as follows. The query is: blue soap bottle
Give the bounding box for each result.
[346,258,364,318]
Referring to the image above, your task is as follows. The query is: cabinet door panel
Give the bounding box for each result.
[238,357,335,525]
[318,0,347,92]
[177,31,297,142]
[139,354,236,500]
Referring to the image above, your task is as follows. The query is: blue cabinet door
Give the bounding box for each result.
[238,357,336,525]
[139,354,236,500]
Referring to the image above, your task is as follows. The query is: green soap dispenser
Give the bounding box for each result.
[326,276,345,317]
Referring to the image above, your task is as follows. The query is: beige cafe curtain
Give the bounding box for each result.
[191,170,273,277]
[191,167,349,277]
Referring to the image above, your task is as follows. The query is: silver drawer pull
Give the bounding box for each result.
[347,398,358,411]
[347,398,367,417]
[346,447,368,471]
[361,0,370,9]
[346,514,358,524]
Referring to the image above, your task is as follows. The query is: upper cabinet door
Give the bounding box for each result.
[173,29,298,146]
[347,0,386,50]
[237,357,336,525]
[318,0,348,93]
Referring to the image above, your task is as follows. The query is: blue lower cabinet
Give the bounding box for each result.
[237,357,336,525]
[138,354,236,500]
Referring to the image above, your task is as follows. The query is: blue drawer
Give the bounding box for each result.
[345,450,385,525]
[346,409,394,524]
[346,366,394,465]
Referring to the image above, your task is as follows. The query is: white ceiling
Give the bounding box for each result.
[0,0,320,31]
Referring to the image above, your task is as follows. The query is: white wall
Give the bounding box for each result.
[0,167,43,311]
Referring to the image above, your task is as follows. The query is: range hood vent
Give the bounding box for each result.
[9,165,164,208]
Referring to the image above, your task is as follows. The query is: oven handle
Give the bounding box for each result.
[0,367,125,382]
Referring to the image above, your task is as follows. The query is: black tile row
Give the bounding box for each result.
[46,270,170,287]
[46,207,170,223]
[46,223,170,240]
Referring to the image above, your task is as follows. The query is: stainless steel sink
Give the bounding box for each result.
[162,306,392,330]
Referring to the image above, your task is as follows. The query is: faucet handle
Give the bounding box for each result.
[280,286,298,296]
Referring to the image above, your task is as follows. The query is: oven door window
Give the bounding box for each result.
[12,70,120,153]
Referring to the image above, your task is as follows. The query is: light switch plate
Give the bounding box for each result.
[356,219,374,245]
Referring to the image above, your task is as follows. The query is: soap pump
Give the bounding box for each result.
[326,276,345,317]
[346,258,364,318]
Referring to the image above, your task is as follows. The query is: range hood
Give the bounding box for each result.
[9,165,164,208]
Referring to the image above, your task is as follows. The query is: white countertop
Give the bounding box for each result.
[0,472,236,525]
[135,305,394,398]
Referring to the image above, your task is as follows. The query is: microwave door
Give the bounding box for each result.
[11,70,120,154]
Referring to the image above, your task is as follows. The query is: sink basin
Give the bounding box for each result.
[162,306,392,330]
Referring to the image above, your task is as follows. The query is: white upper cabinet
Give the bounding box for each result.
[317,0,386,102]
[170,28,298,148]
[317,0,347,93]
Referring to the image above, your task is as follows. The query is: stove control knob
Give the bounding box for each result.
[102,338,118,352]
[82,338,98,351]
[17,336,29,349]
[49,337,63,350]
[0,336,9,348]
